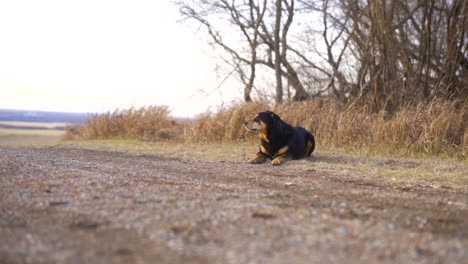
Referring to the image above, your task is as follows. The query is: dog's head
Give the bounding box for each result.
[244,111,282,132]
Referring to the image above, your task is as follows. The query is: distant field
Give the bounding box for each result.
[0,121,67,130]
[0,108,87,123]
[0,122,65,146]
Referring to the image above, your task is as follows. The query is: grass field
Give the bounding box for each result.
[0,121,65,146]
[0,121,68,129]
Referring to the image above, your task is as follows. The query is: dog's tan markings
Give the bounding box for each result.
[304,140,313,156]
[248,145,270,164]
[276,145,289,156]
[271,146,289,165]
[248,153,268,164]
[244,116,267,131]
[271,155,289,166]
[259,131,269,142]
[260,145,269,155]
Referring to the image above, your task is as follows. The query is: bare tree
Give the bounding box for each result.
[175,0,310,102]
[274,0,283,102]
[301,0,467,110]
[175,0,467,111]
[244,0,268,102]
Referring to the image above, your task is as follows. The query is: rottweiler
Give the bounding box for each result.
[244,111,315,165]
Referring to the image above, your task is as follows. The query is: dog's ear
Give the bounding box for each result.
[269,112,283,130]
[265,111,278,119]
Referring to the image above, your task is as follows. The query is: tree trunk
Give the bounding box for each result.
[274,0,283,103]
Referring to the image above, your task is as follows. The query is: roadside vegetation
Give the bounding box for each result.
[65,99,467,160]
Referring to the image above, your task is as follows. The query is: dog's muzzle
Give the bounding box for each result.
[244,121,256,131]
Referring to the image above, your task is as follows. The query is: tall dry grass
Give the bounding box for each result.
[65,106,184,141]
[183,102,269,141]
[65,99,467,159]
[182,99,467,158]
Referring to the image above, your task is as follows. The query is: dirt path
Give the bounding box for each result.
[0,146,466,264]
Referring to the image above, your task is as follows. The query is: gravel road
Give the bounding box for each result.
[0,146,467,263]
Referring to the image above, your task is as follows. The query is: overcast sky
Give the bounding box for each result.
[0,0,241,117]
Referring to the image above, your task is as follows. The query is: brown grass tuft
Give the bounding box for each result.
[64,106,184,141]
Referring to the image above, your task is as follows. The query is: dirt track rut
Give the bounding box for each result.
[0,147,467,263]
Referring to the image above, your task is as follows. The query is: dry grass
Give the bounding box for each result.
[65,106,187,141]
[183,101,269,141]
[0,127,65,146]
[65,99,467,159]
[301,99,466,158]
[59,139,467,189]
[182,99,466,159]
[60,139,255,162]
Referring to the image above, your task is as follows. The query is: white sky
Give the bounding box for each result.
[0,0,241,117]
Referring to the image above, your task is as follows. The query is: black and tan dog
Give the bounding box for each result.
[244,111,315,165]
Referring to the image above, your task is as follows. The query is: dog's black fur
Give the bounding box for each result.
[244,111,315,165]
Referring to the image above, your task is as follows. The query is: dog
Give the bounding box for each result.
[244,111,315,165]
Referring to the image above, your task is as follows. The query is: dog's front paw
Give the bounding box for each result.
[248,154,267,164]
[271,156,286,166]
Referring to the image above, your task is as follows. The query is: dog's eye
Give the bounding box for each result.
[253,117,259,122]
